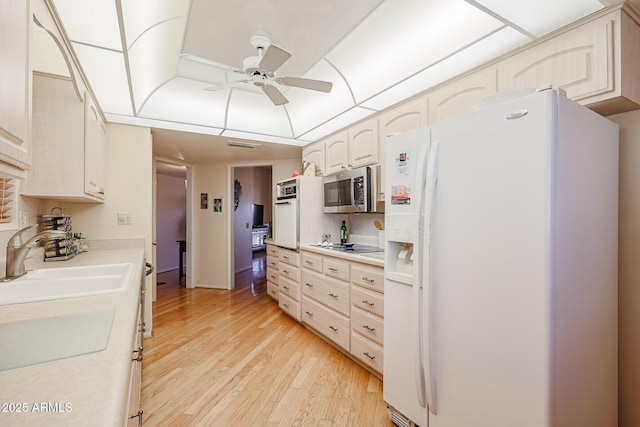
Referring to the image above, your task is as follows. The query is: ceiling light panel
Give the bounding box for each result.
[226,90,294,137]
[106,112,224,138]
[361,27,531,110]
[285,61,355,137]
[139,78,229,128]
[471,0,605,37]
[52,0,121,50]
[128,18,187,111]
[177,55,232,85]
[121,0,190,47]
[71,44,132,115]
[326,0,504,104]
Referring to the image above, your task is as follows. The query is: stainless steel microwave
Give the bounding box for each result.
[322,166,384,213]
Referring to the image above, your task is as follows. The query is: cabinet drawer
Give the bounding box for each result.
[301,251,323,273]
[279,263,301,283]
[267,244,278,256]
[279,275,300,301]
[301,296,350,351]
[323,257,350,282]
[279,292,300,321]
[266,267,279,285]
[351,306,384,346]
[267,282,279,301]
[278,248,300,267]
[267,255,279,270]
[301,269,350,316]
[351,263,384,293]
[351,285,384,318]
[351,332,384,374]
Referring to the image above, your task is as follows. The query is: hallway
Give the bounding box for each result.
[142,252,391,426]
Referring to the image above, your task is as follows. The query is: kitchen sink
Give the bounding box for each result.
[0,263,135,305]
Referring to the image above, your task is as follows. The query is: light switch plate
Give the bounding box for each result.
[117,212,133,225]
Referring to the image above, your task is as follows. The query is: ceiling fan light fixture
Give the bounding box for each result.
[228,140,261,149]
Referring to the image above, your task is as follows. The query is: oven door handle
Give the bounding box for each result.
[275,200,293,205]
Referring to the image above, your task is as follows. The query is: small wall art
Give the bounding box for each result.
[213,198,222,212]
[200,193,208,209]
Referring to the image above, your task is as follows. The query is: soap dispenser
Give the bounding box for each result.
[340,220,348,244]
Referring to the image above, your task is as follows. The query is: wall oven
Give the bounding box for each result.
[323,165,384,213]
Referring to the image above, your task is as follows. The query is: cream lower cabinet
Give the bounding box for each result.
[126,270,146,426]
[301,260,351,352]
[277,247,301,320]
[349,262,384,374]
[266,243,279,301]
[301,249,385,376]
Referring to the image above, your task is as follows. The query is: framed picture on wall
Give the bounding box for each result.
[214,198,222,212]
[201,193,208,209]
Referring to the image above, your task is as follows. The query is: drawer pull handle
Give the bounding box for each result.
[305,311,313,316]
[305,260,313,265]
[132,346,144,362]
[283,303,290,308]
[363,352,376,360]
[283,255,289,260]
[363,325,376,332]
[270,275,277,280]
[329,325,338,332]
[271,290,276,295]
[362,300,375,307]
[328,267,338,272]
[283,286,289,290]
[362,276,375,283]
[283,270,289,274]
[305,282,313,288]
[329,293,338,298]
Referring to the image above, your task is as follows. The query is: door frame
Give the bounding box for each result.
[227,161,274,290]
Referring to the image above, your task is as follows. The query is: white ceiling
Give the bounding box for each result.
[43,0,615,163]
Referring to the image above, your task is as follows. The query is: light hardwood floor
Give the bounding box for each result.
[142,252,394,426]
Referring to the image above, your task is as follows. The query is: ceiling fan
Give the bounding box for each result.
[178,33,333,106]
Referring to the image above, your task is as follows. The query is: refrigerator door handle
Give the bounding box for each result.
[413,142,431,408]
[423,139,440,415]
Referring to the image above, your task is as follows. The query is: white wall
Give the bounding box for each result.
[194,158,299,288]
[156,173,186,272]
[609,109,640,427]
[43,123,154,332]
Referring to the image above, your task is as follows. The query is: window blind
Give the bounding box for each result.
[0,178,18,229]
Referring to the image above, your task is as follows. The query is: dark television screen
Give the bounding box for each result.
[252,203,264,227]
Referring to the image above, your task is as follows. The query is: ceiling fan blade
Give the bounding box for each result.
[262,85,289,106]
[259,44,291,73]
[279,76,333,93]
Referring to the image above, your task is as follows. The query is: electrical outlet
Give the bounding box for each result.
[117,212,133,225]
[19,211,28,229]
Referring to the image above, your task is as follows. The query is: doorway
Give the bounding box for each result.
[154,159,194,299]
[230,163,273,287]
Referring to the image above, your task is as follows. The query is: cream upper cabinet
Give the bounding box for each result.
[84,94,107,200]
[378,96,428,201]
[0,0,31,173]
[324,131,349,174]
[23,74,106,202]
[302,141,325,176]
[348,117,379,169]
[497,8,640,115]
[428,69,498,124]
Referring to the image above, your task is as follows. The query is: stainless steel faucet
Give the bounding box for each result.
[4,225,67,280]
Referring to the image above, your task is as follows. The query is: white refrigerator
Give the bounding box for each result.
[383,88,618,427]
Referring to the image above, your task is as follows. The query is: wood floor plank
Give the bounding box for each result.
[142,256,394,426]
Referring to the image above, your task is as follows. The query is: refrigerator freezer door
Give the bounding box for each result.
[426,90,555,426]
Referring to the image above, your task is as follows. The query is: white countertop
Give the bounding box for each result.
[0,247,145,426]
[300,244,384,267]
